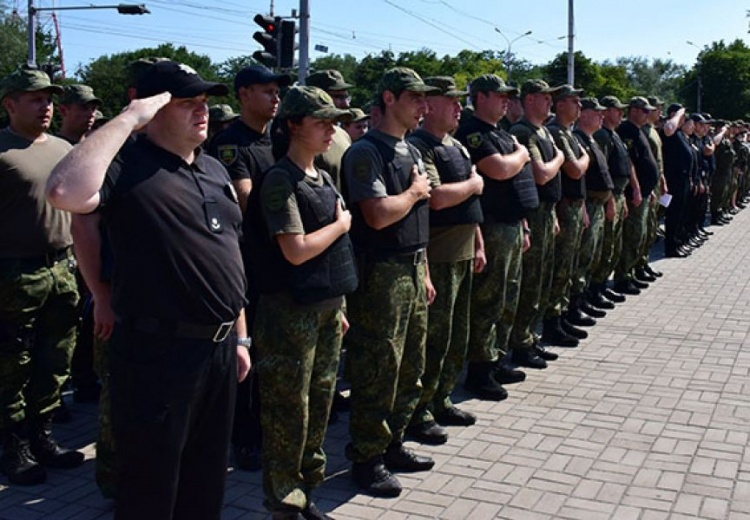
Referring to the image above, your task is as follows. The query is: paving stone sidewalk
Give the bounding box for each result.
[2,210,750,520]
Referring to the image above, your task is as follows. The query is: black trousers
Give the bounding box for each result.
[109,324,237,520]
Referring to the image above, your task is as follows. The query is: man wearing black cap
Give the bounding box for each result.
[0,67,83,486]
[689,113,714,243]
[455,74,537,400]
[47,60,251,520]
[613,97,659,295]
[307,69,355,188]
[208,64,290,472]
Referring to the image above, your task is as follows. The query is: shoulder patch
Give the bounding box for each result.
[217,145,238,166]
[263,182,289,213]
[624,139,634,150]
[353,157,373,183]
[466,132,483,149]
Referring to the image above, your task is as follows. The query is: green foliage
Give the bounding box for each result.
[77,44,226,117]
[0,7,58,79]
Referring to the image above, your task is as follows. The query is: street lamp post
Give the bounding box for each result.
[494,28,532,82]
[686,40,703,113]
[27,0,149,68]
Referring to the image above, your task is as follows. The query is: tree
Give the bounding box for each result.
[0,5,58,79]
[77,44,224,117]
[615,56,685,103]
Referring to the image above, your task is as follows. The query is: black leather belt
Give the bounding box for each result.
[379,249,426,265]
[0,247,71,269]
[117,317,235,343]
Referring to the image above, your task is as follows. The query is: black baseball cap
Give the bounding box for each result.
[136,61,228,99]
[234,65,291,94]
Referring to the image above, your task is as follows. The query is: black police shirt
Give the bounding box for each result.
[207,118,275,183]
[98,136,247,324]
[616,120,659,198]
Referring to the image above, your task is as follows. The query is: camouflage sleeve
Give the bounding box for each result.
[260,168,304,238]
[549,127,577,163]
[512,125,542,162]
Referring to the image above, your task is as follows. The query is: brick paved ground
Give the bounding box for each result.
[2,209,750,520]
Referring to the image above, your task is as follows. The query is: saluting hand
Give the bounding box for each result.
[335,200,352,232]
[409,165,431,201]
[123,91,172,130]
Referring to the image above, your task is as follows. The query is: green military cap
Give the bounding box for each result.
[424,76,466,97]
[520,79,562,99]
[600,95,628,109]
[349,107,370,122]
[0,67,63,101]
[278,86,354,121]
[306,69,353,91]
[377,67,440,95]
[469,74,518,97]
[553,84,584,101]
[59,84,102,106]
[647,95,664,107]
[629,96,657,111]
[209,104,239,123]
[580,97,605,111]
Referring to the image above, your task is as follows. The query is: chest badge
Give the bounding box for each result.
[466,132,482,149]
[218,145,238,166]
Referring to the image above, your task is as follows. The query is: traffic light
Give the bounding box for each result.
[253,14,281,68]
[278,19,298,70]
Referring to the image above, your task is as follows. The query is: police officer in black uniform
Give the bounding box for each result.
[47,60,251,520]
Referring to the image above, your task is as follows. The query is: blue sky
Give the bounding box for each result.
[22,0,750,77]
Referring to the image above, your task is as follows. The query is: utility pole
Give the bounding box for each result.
[28,0,36,67]
[297,0,309,84]
[686,41,703,113]
[567,0,574,85]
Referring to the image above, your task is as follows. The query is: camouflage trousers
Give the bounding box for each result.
[638,187,661,268]
[545,198,584,319]
[345,260,427,462]
[571,197,607,296]
[0,254,79,430]
[711,171,731,215]
[591,193,626,286]
[509,202,556,351]
[467,221,523,363]
[93,330,116,500]
[614,197,650,284]
[255,293,342,513]
[411,258,473,426]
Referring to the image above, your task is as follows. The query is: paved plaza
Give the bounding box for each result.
[2,209,750,520]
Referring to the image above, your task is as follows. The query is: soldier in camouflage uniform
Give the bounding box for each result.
[455,75,537,401]
[342,68,439,498]
[254,86,357,519]
[711,122,735,225]
[544,85,596,346]
[406,76,485,439]
[0,67,84,485]
[509,80,570,354]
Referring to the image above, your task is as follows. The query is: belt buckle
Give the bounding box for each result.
[413,250,424,266]
[212,321,234,343]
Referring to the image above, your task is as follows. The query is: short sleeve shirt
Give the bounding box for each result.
[208,118,274,183]
[98,136,246,323]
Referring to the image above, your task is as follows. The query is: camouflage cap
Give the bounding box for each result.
[629,96,657,111]
[647,95,664,107]
[600,95,628,109]
[580,97,605,111]
[378,67,440,95]
[469,74,518,97]
[209,103,239,123]
[278,86,354,122]
[553,84,584,101]
[306,69,353,91]
[349,107,370,122]
[59,84,101,106]
[425,76,466,97]
[520,79,562,99]
[0,67,63,101]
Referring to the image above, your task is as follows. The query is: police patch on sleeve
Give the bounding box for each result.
[217,145,238,166]
[353,157,373,183]
[263,183,289,213]
[466,132,482,149]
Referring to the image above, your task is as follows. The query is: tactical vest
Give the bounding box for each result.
[549,124,585,199]
[429,142,483,227]
[349,133,429,256]
[519,121,561,202]
[260,164,359,304]
[600,127,631,193]
[574,129,613,192]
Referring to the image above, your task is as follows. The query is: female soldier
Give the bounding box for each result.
[255,86,357,520]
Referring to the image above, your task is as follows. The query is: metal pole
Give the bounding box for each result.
[567,0,574,84]
[697,58,702,113]
[28,0,36,67]
[297,0,309,84]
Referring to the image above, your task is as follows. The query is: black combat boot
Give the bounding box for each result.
[28,415,85,469]
[0,427,47,486]
[513,348,547,369]
[579,298,606,319]
[464,362,508,401]
[602,286,626,303]
[542,317,579,347]
[351,455,402,497]
[384,442,434,472]
[561,318,588,339]
[565,296,597,327]
[586,283,615,310]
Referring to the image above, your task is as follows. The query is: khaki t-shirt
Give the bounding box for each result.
[0,129,73,258]
[315,125,351,190]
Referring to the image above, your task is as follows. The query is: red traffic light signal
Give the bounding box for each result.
[252,14,281,68]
